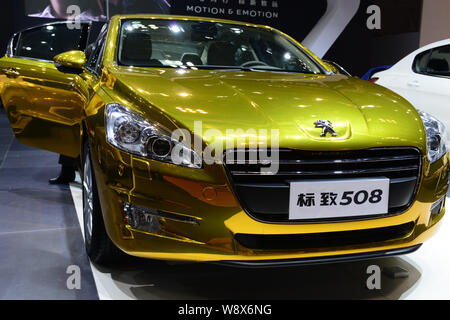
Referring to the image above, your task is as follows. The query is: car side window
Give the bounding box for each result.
[85,33,107,75]
[426,45,450,77]
[15,23,89,62]
[413,49,431,74]
[7,33,20,56]
[413,45,450,77]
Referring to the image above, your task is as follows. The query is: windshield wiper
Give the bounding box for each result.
[194,65,254,71]
[124,64,319,74]
[247,67,319,74]
[194,65,319,74]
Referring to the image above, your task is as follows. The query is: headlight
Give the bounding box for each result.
[419,111,447,163]
[105,103,202,168]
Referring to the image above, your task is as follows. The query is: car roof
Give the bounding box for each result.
[388,38,450,72]
[110,14,272,30]
[418,38,450,52]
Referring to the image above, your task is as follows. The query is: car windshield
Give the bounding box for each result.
[117,19,324,74]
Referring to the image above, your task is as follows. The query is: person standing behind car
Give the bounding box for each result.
[28,0,106,21]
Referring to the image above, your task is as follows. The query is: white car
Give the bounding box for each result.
[371,39,450,141]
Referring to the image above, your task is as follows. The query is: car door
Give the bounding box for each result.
[399,45,450,137]
[0,22,91,158]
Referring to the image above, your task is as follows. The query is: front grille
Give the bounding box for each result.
[235,222,415,250]
[224,148,422,223]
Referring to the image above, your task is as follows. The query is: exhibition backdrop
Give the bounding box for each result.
[0,0,423,76]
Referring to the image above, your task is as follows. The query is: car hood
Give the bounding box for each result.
[106,66,426,151]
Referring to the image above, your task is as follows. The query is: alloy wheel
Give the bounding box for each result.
[83,153,94,244]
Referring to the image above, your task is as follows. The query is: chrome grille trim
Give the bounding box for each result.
[230,165,419,176]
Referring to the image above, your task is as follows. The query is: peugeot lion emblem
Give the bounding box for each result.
[314,120,338,137]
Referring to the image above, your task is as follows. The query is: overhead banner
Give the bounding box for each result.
[25,0,171,21]
[169,1,328,43]
[24,0,282,23]
[171,0,281,22]
[22,0,328,47]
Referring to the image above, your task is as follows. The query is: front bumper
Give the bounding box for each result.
[90,140,449,263]
[215,245,422,268]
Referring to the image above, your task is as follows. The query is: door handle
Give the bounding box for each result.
[407,80,420,88]
[2,68,20,78]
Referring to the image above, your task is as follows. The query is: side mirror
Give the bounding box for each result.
[53,50,86,74]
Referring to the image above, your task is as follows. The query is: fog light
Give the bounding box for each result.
[123,202,161,233]
[431,196,446,215]
[122,202,200,233]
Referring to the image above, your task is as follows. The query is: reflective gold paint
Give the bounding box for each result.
[0,15,448,263]
[53,50,87,70]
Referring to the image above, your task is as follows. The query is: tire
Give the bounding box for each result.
[82,141,123,266]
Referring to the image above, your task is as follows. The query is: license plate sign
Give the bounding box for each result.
[289,178,390,220]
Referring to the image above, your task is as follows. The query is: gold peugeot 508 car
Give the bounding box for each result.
[0,15,448,266]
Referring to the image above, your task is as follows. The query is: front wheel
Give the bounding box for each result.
[82,142,123,266]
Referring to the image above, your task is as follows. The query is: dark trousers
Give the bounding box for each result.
[59,155,77,170]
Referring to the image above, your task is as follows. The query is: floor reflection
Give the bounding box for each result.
[91,251,420,300]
